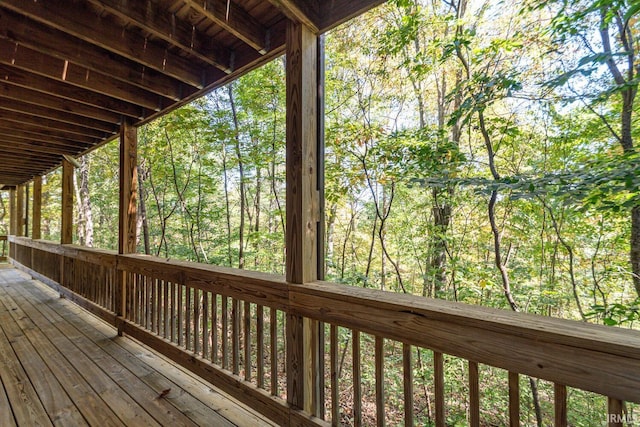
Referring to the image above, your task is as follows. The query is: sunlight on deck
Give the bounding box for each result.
[0,266,274,427]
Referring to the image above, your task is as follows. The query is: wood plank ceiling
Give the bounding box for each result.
[0,0,384,188]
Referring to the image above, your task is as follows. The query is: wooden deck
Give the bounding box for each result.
[0,264,275,427]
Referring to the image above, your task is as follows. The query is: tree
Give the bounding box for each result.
[535,0,640,295]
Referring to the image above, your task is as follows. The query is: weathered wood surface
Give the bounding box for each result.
[290,280,640,403]
[0,266,276,427]
[118,253,289,310]
[61,159,73,245]
[32,176,42,240]
[10,237,640,425]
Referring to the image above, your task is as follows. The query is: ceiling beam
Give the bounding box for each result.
[266,0,386,33]
[0,138,87,155]
[0,8,191,100]
[0,125,97,147]
[0,157,58,170]
[0,40,167,111]
[0,98,117,133]
[1,0,208,88]
[183,0,269,53]
[0,147,61,162]
[317,0,388,33]
[0,111,110,139]
[0,65,144,118]
[0,83,122,124]
[266,0,320,32]
[84,0,231,72]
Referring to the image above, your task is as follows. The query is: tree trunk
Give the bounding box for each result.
[138,163,151,255]
[228,84,245,270]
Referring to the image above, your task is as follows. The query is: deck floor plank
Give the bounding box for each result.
[33,288,272,426]
[1,279,161,427]
[0,295,88,427]
[0,284,125,427]
[0,283,54,427]
[0,377,17,427]
[13,277,236,427]
[5,278,196,427]
[0,265,273,427]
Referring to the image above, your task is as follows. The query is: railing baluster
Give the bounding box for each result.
[222,296,229,369]
[244,301,251,382]
[403,343,413,426]
[134,273,140,324]
[353,330,361,427]
[163,280,169,339]
[194,287,201,355]
[170,281,177,343]
[155,278,161,335]
[270,308,277,397]
[232,298,240,375]
[469,361,479,427]
[203,291,210,359]
[554,383,567,427]
[434,351,445,427]
[608,397,623,427]
[331,324,339,426]
[149,275,155,332]
[257,305,264,389]
[508,371,520,427]
[178,283,184,347]
[375,336,385,427]
[145,275,151,329]
[186,285,192,350]
[212,293,219,364]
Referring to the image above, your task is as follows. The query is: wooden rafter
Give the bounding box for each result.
[84,0,231,72]
[0,125,98,147]
[183,0,269,53]
[0,83,122,124]
[0,8,190,101]
[0,0,207,87]
[0,99,117,134]
[0,65,144,118]
[0,40,167,111]
[0,0,382,186]
[1,110,111,140]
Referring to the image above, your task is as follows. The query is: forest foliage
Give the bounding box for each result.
[1,0,638,326]
[1,0,640,424]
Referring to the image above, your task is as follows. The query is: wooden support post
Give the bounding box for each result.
[24,183,29,238]
[9,188,16,236]
[117,120,138,335]
[285,19,321,417]
[61,158,74,244]
[608,398,624,427]
[16,184,24,237]
[32,176,42,240]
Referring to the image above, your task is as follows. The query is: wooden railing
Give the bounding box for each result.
[8,236,640,426]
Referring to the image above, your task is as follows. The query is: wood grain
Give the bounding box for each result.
[508,372,520,426]
[402,343,413,426]
[554,383,567,427]
[290,281,640,403]
[469,361,479,427]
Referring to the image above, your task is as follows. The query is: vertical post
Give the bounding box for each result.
[285,19,321,417]
[24,183,30,238]
[61,158,74,244]
[32,176,42,240]
[16,184,24,237]
[9,188,16,236]
[117,120,138,335]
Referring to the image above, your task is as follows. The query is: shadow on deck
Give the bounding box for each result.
[0,265,274,427]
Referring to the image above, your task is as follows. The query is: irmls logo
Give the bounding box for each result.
[607,413,635,424]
